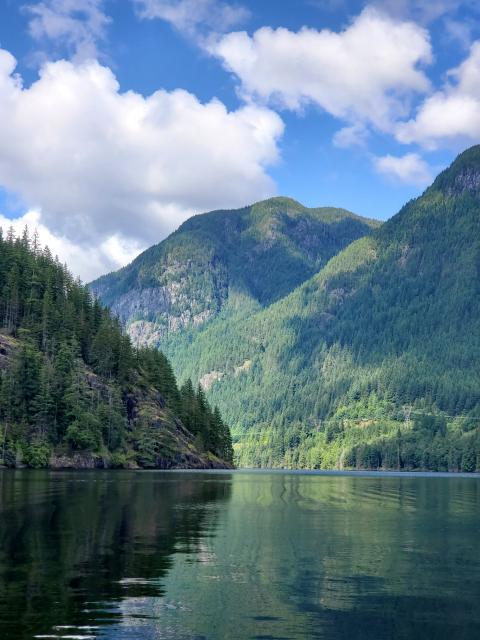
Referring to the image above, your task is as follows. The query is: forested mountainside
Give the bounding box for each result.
[167,146,480,471]
[0,229,233,469]
[90,197,379,346]
[92,146,480,473]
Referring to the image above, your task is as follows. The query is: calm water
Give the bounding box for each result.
[0,470,479,640]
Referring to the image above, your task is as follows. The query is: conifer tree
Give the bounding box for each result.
[0,226,233,467]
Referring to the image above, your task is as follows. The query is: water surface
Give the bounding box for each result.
[0,470,479,639]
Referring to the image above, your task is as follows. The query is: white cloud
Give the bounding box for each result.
[374,152,433,186]
[396,41,480,149]
[0,49,283,280]
[332,124,369,148]
[209,7,432,132]
[443,17,475,49]
[24,0,110,61]
[0,210,143,282]
[133,0,249,38]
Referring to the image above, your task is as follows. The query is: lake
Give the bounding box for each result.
[0,470,479,639]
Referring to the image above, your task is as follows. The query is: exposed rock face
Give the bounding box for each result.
[111,286,172,325]
[0,333,18,371]
[440,167,480,196]
[96,254,229,346]
[234,360,252,375]
[128,320,167,348]
[200,370,225,390]
[50,454,105,469]
[452,168,480,194]
[434,146,480,197]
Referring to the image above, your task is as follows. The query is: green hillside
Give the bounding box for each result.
[92,147,480,472]
[0,229,233,469]
[162,147,480,471]
[91,197,379,346]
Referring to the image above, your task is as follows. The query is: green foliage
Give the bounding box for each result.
[157,149,480,472]
[91,197,378,339]
[23,439,51,468]
[232,404,480,472]
[176,380,233,463]
[66,416,101,451]
[89,149,480,472]
[137,347,181,411]
[91,198,377,471]
[0,228,232,468]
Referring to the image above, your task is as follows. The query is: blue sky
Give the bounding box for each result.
[0,0,479,279]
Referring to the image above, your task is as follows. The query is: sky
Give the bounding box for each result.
[0,0,479,281]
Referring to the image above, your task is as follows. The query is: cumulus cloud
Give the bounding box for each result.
[209,7,432,132]
[132,0,249,38]
[0,49,283,280]
[0,210,144,282]
[24,0,110,61]
[374,152,433,186]
[396,41,480,149]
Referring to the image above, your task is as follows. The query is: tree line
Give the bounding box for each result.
[0,227,233,467]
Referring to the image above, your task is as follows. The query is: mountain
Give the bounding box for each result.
[173,146,480,471]
[92,147,480,472]
[90,197,379,346]
[0,230,233,469]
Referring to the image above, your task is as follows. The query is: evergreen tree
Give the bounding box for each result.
[0,227,233,467]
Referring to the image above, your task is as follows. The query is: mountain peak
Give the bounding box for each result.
[254,196,305,208]
[432,144,480,195]
[91,195,376,340]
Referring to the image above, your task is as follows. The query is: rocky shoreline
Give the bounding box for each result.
[0,452,232,471]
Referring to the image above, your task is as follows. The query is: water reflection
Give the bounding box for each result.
[0,470,232,639]
[0,470,479,640]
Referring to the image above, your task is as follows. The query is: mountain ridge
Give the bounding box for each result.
[91,146,480,471]
[91,196,380,346]
[199,146,480,468]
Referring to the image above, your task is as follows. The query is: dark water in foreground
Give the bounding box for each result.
[0,470,479,639]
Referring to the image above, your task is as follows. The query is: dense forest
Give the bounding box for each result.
[213,149,480,470]
[0,227,233,469]
[91,147,480,473]
[91,197,379,347]
[154,148,480,472]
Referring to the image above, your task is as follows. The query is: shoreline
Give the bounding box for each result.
[1,466,478,477]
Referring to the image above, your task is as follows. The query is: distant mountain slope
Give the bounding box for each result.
[159,147,480,471]
[91,197,379,346]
